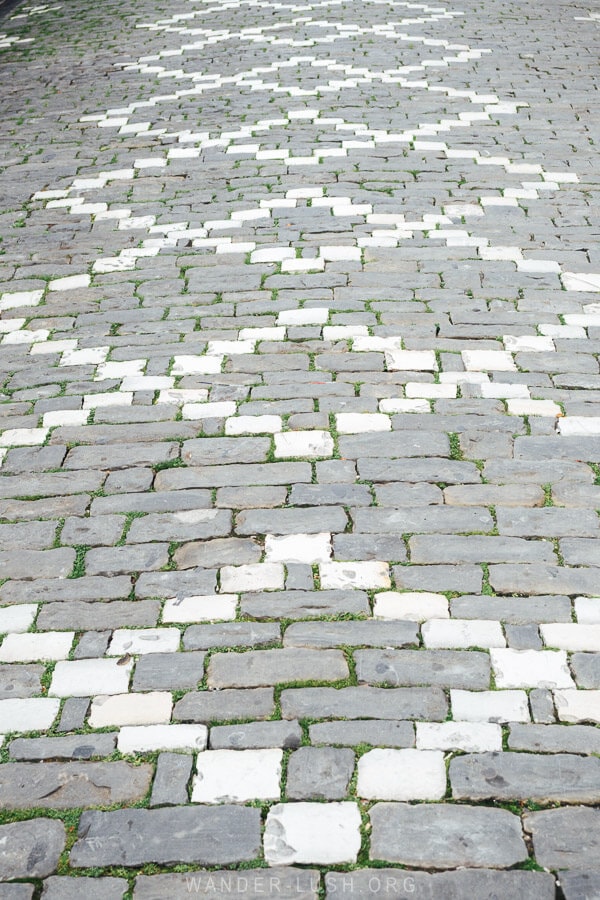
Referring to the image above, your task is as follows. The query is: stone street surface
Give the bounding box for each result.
[0,0,599,894]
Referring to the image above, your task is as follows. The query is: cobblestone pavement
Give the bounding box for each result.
[0,0,599,894]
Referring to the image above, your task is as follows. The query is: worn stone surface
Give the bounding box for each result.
[209,720,303,750]
[0,819,65,879]
[524,807,600,870]
[70,807,262,866]
[369,803,527,867]
[451,753,600,803]
[41,877,128,899]
[0,762,152,809]
[174,688,275,723]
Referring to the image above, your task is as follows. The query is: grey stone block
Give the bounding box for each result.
[0,762,152,809]
[281,687,447,721]
[133,869,319,899]
[132,652,205,691]
[449,594,572,623]
[235,507,347,535]
[37,601,160,631]
[356,650,490,689]
[174,688,275,723]
[352,506,493,534]
[150,753,193,807]
[283,621,418,649]
[409,534,555,564]
[135,569,217,599]
[241,590,369,620]
[183,623,280,650]
[181,437,271,466]
[509,724,600,754]
[286,747,354,800]
[0,576,131,604]
[332,534,407,562]
[0,664,43,699]
[174,538,261,568]
[369,802,527,867]
[0,818,65,879]
[559,872,600,900]
[324,869,554,898]
[393,564,483,593]
[92,489,212,516]
[57,698,90,732]
[85,544,169,576]
[209,720,303,749]
[159,463,311,489]
[505,624,542,650]
[451,752,600,803]
[496,508,599,538]
[309,720,415,748]
[207,649,348,688]
[127,510,231,543]
[524,807,600,870]
[73,631,111,659]
[41,876,128,899]
[571,653,600,688]
[70,807,261,866]
[9,734,116,760]
[530,689,557,724]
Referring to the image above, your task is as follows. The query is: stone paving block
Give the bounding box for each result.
[324,869,554,898]
[37,600,160,631]
[0,818,65,879]
[132,652,205,691]
[357,748,446,800]
[451,752,600,802]
[489,564,600,595]
[174,538,261,568]
[392,564,484,593]
[508,724,600,754]
[183,623,280,650]
[57,698,90,732]
[0,576,132,605]
[571,653,600,688]
[9,733,117,760]
[281,687,447,721]
[85,544,170,576]
[150,752,193,807]
[0,762,152,809]
[174,688,275,723]
[0,698,61,732]
[241,590,370,619]
[209,720,303,750]
[264,803,361,865]
[41,877,128,900]
[524,807,600,870]
[208,649,348,687]
[0,549,75,580]
[286,747,355,800]
[559,872,600,900]
[135,870,319,899]
[50,658,133,697]
[135,569,217,599]
[0,664,43,699]
[70,807,262,867]
[283,621,418,648]
[369,803,527,867]
[192,748,282,802]
[491,648,574,688]
[356,649,490,689]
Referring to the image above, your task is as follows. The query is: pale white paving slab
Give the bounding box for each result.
[0,631,74,662]
[89,692,173,727]
[374,592,449,620]
[422,619,505,649]
[490,649,575,689]
[162,594,237,622]
[192,749,282,803]
[107,628,181,655]
[554,690,600,724]
[416,722,502,752]
[0,698,61,733]
[264,802,361,865]
[357,749,446,800]
[540,623,600,651]
[265,533,331,564]
[0,604,37,633]
[50,658,134,697]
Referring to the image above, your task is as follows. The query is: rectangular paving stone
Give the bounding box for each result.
[127,510,231,543]
[0,818,66,879]
[450,752,600,802]
[64,442,179,469]
[355,649,491,689]
[489,565,600,595]
[241,590,370,619]
[0,761,152,809]
[150,752,193,807]
[409,534,555,563]
[283,621,418,648]
[515,435,600,460]
[40,876,128,899]
[156,462,311,489]
[183,623,280,650]
[508,724,600,754]
[496,508,599,537]
[0,576,132,604]
[207,649,348,687]
[559,873,600,900]
[523,807,600,871]
[70,807,262,867]
[181,437,272,465]
[324,869,554,898]
[281,687,447,721]
[85,545,170,576]
[449,595,572,624]
[132,652,206,691]
[36,600,160,630]
[209,720,303,750]
[369,802,527,867]
[174,688,275,723]
[133,869,320,899]
[393,564,483,593]
[9,734,117,760]
[571,653,600,688]
[236,507,347,535]
[0,664,44,699]
[309,720,415,748]
[0,471,105,499]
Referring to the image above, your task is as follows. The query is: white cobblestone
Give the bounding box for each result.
[416,721,502,752]
[357,749,446,800]
[0,631,74,662]
[0,604,37,633]
[540,623,600,651]
[50,658,134,697]
[274,430,334,458]
[319,561,391,590]
[107,628,181,656]
[89,692,173,727]
[220,563,285,593]
[373,592,449,620]
[451,690,530,723]
[490,648,575,689]
[118,724,208,753]
[192,749,282,803]
[0,698,61,733]
[162,594,238,623]
[422,619,505,649]
[264,802,361,865]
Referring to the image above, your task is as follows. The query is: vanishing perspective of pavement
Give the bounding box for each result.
[0,0,600,895]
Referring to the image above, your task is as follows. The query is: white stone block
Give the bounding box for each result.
[95,360,146,380]
[462,350,516,371]
[0,698,60,732]
[319,561,390,590]
[50,658,134,697]
[503,335,555,352]
[207,340,255,356]
[556,417,600,436]
[379,398,430,414]
[220,563,285,593]
[335,413,391,433]
[0,605,37,633]
[30,339,77,356]
[264,802,361,865]
[538,324,586,339]
[480,382,529,399]
[422,619,505,649]
[120,376,174,391]
[323,325,369,340]
[60,346,109,367]
[192,749,282,803]
[42,410,88,427]
[274,431,334,459]
[183,402,237,420]
[373,592,449,621]
[490,649,574,689]
[352,336,403,352]
[48,274,91,291]
[0,318,26,333]
[554,690,600,724]
[3,328,49,345]
[118,724,208,753]
[225,416,282,435]
[89,692,172,727]
[0,428,49,447]
[416,721,502,752]
[507,400,561,417]
[0,631,74,662]
[238,327,286,341]
[357,749,446,800]
[405,383,456,399]
[277,308,329,326]
[450,689,530,723]
[157,388,209,405]
[540,623,600,651]
[171,356,223,376]
[162,594,237,623]
[107,628,181,656]
[575,597,600,624]
[0,290,44,310]
[562,273,600,292]
[83,392,133,409]
[280,258,325,273]
[385,349,437,371]
[265,533,331,564]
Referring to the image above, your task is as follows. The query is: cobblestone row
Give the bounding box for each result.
[0,0,599,894]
